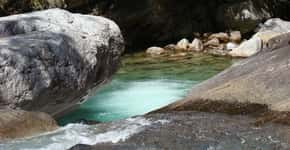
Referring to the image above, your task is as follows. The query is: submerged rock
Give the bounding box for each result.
[0,9,124,117]
[0,109,58,140]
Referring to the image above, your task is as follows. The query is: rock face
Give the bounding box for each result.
[0,109,58,140]
[155,33,290,122]
[1,0,290,50]
[0,9,124,117]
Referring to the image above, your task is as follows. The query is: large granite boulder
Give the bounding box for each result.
[0,9,124,117]
[155,32,290,123]
[0,109,58,140]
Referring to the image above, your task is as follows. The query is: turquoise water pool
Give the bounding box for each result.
[59,53,233,124]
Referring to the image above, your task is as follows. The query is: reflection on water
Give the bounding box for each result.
[59,53,233,124]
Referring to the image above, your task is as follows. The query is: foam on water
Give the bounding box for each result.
[59,79,195,124]
[59,53,233,124]
[0,117,164,150]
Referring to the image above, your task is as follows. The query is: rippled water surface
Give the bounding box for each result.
[59,53,233,124]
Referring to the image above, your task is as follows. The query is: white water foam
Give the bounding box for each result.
[0,117,168,150]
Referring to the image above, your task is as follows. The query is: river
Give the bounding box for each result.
[4,53,289,150]
[58,52,232,124]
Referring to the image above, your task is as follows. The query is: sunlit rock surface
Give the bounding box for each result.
[156,34,290,125]
[0,9,124,117]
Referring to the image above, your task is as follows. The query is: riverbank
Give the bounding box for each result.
[70,111,290,150]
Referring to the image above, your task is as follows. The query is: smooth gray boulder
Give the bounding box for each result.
[155,32,290,123]
[0,8,124,117]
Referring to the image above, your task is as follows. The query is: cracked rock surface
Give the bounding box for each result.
[0,9,124,117]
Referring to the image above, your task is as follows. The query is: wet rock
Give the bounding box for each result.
[208,32,229,42]
[188,38,204,52]
[0,9,124,117]
[146,47,166,55]
[176,38,190,51]
[204,38,220,47]
[0,109,58,140]
[230,31,242,43]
